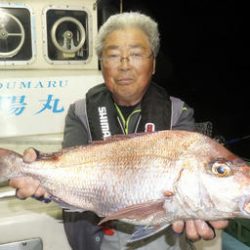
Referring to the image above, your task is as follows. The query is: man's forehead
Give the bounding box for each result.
[104,44,147,51]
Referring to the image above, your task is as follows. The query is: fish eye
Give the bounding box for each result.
[211,161,232,177]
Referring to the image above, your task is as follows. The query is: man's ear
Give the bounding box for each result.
[152,59,156,75]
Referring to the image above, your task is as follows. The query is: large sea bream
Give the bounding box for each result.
[0,130,249,241]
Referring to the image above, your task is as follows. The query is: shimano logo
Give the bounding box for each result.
[98,107,111,139]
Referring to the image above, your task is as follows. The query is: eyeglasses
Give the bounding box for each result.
[100,51,153,67]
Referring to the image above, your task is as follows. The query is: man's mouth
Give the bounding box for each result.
[116,78,134,85]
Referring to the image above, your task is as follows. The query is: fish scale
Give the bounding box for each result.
[0,130,250,242]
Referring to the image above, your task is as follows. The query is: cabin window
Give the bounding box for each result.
[0,4,35,66]
[43,6,92,64]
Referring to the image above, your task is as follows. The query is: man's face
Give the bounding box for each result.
[100,27,156,106]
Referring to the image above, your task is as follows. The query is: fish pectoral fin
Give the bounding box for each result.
[128,223,170,243]
[98,199,165,225]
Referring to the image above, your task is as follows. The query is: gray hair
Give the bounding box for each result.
[95,12,160,58]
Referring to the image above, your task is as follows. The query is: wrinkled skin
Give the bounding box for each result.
[9,147,228,242]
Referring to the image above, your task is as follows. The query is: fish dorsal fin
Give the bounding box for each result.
[98,199,165,225]
[91,132,151,146]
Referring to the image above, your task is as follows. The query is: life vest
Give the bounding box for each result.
[85,82,172,141]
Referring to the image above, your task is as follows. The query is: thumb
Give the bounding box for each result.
[23,148,38,163]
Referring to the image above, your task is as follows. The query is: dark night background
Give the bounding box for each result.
[98,0,249,159]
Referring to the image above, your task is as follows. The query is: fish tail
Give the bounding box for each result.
[0,148,24,182]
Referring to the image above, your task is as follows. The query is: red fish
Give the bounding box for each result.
[0,130,249,242]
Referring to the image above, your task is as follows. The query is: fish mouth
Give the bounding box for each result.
[240,196,250,216]
[243,201,250,214]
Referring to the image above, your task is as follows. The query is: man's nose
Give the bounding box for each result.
[120,56,130,63]
[119,55,131,68]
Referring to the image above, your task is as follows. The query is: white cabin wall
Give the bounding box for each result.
[0,1,100,249]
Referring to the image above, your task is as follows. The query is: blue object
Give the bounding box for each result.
[222,232,250,250]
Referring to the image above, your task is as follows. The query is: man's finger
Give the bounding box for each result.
[185,220,200,241]
[194,220,215,241]
[209,220,229,230]
[172,220,185,234]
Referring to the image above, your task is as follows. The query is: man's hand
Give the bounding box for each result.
[172,219,229,241]
[9,177,46,199]
[8,148,47,200]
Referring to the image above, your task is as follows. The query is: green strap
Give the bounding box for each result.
[114,103,141,135]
